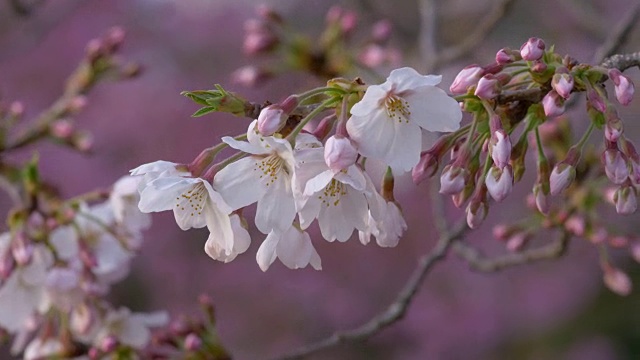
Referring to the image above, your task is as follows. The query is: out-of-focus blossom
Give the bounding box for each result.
[24,338,64,360]
[346,67,462,174]
[603,265,632,296]
[93,307,169,349]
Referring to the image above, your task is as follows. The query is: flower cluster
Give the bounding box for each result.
[134,67,462,271]
[0,176,168,358]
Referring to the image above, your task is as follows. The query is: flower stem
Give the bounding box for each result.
[576,122,596,150]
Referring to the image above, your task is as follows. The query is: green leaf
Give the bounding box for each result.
[191,106,218,117]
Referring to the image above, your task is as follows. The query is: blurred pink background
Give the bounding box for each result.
[1,0,640,359]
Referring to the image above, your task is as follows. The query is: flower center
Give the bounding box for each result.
[175,182,207,217]
[255,154,288,186]
[318,179,347,207]
[384,95,410,123]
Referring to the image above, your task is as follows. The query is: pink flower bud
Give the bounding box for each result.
[588,227,608,244]
[9,101,24,117]
[450,65,484,95]
[412,151,439,184]
[520,37,546,61]
[439,165,468,195]
[551,72,574,99]
[530,60,547,73]
[340,11,357,34]
[604,116,623,143]
[493,224,510,240]
[358,44,386,68]
[506,232,529,252]
[586,85,607,113]
[100,336,118,353]
[184,333,202,351]
[549,163,576,195]
[230,66,270,87]
[326,5,343,23]
[486,165,513,202]
[474,74,501,100]
[532,183,550,215]
[73,132,94,152]
[564,215,585,236]
[603,265,632,296]
[614,185,637,215]
[371,19,393,43]
[50,120,74,139]
[542,90,565,117]
[257,104,287,136]
[609,235,628,248]
[490,130,511,169]
[466,200,487,229]
[609,69,635,106]
[602,148,629,184]
[243,32,278,55]
[324,135,358,172]
[104,26,125,53]
[495,47,520,64]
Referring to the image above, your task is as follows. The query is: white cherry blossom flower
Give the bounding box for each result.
[256,226,321,271]
[346,67,462,173]
[129,160,190,191]
[358,184,407,247]
[110,175,151,237]
[0,246,52,332]
[214,120,297,234]
[204,214,251,263]
[93,307,169,349]
[293,143,370,242]
[24,338,64,360]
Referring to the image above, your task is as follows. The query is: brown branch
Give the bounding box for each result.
[434,0,516,67]
[272,220,468,360]
[592,1,640,64]
[452,231,571,272]
[601,52,640,72]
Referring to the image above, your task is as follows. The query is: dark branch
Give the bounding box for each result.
[452,231,571,272]
[272,220,468,360]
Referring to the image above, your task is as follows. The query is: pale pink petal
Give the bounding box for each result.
[404,87,462,132]
[214,157,266,210]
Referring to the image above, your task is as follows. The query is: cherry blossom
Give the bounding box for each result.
[256,226,321,271]
[214,120,297,234]
[346,67,462,173]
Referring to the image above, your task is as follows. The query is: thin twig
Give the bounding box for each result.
[592,1,640,64]
[418,0,438,72]
[272,220,468,360]
[452,231,571,272]
[434,0,516,67]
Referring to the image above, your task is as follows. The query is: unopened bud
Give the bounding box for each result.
[474,74,501,100]
[604,113,623,142]
[586,84,607,113]
[602,148,629,184]
[324,135,357,172]
[371,19,393,43]
[490,130,511,169]
[50,120,74,139]
[450,65,484,95]
[358,44,386,68]
[631,242,640,263]
[73,131,94,152]
[532,183,550,215]
[452,183,474,208]
[67,96,88,114]
[412,151,439,184]
[466,197,488,229]
[495,47,520,64]
[104,26,126,53]
[520,37,545,61]
[542,90,565,117]
[608,235,628,248]
[609,69,635,106]
[439,165,468,195]
[506,232,529,252]
[257,105,287,136]
[243,31,278,55]
[486,165,513,202]
[564,215,585,236]
[184,333,202,351]
[340,11,357,34]
[549,163,576,195]
[602,265,632,296]
[326,5,343,24]
[551,71,574,99]
[614,185,637,215]
[9,101,24,118]
[85,38,104,62]
[230,66,270,87]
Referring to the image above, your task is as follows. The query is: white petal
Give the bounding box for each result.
[49,226,79,261]
[203,204,234,259]
[385,121,422,174]
[349,85,388,117]
[214,157,266,210]
[388,67,442,93]
[255,177,296,233]
[256,232,279,271]
[129,160,180,176]
[334,165,367,192]
[276,227,319,270]
[221,136,266,155]
[405,87,462,132]
[304,170,334,196]
[347,109,395,160]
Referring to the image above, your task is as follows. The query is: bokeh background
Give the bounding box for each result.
[1,0,640,359]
